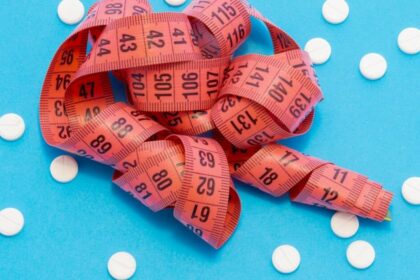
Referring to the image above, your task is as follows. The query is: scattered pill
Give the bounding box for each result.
[346,240,375,269]
[397,27,420,55]
[304,37,332,65]
[50,155,79,183]
[165,0,187,7]
[402,177,420,205]
[0,113,25,141]
[0,208,25,237]
[272,244,301,274]
[331,211,359,238]
[322,0,349,24]
[57,0,85,25]
[108,252,137,280]
[359,53,387,80]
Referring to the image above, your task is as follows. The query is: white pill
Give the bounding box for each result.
[272,244,301,274]
[0,208,25,236]
[397,27,420,55]
[359,53,387,80]
[57,0,85,25]
[402,177,420,205]
[331,212,359,238]
[165,0,187,7]
[346,240,375,269]
[108,252,137,280]
[50,155,79,183]
[322,0,349,24]
[304,37,332,65]
[0,113,25,141]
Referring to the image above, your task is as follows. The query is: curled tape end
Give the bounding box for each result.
[384,210,392,222]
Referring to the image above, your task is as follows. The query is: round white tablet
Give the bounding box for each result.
[0,208,25,236]
[108,252,137,280]
[331,212,359,238]
[57,0,85,25]
[397,27,420,55]
[346,240,375,269]
[272,244,301,274]
[359,53,387,80]
[304,37,332,65]
[402,177,420,205]
[50,155,79,183]
[165,0,187,7]
[322,0,350,25]
[0,113,25,141]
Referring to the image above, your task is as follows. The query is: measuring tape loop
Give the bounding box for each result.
[211,51,321,148]
[169,135,239,248]
[40,0,393,248]
[112,135,239,248]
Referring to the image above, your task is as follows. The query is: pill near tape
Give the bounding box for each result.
[39,0,393,248]
[346,240,375,269]
[402,177,420,205]
[0,113,25,141]
[330,212,359,238]
[272,245,301,274]
[50,155,79,183]
[0,208,25,236]
[304,37,332,64]
[165,0,187,7]
[57,0,85,25]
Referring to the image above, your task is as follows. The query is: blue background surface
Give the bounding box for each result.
[0,0,419,279]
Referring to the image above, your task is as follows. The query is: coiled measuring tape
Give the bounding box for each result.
[40,0,392,248]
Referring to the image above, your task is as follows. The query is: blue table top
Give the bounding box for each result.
[0,0,419,279]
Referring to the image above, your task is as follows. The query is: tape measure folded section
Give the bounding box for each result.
[212,52,322,149]
[230,143,393,222]
[113,136,240,248]
[40,0,393,250]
